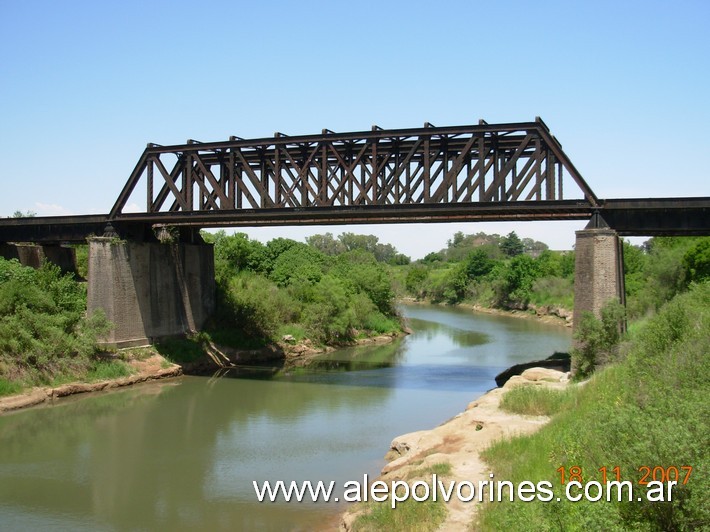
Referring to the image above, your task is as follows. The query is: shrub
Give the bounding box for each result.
[216,272,298,341]
[571,300,626,378]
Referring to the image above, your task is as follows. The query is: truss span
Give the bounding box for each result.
[109,118,598,220]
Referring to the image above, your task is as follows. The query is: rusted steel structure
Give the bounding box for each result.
[109,118,598,222]
[0,119,709,243]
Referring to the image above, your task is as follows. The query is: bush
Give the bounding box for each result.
[683,239,710,284]
[300,275,354,343]
[571,300,626,378]
[216,272,298,341]
[496,255,540,309]
[270,244,326,287]
[0,258,110,384]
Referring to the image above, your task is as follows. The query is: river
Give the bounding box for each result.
[0,304,571,531]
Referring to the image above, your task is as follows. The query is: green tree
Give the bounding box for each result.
[421,251,443,264]
[498,254,539,308]
[500,231,525,257]
[405,266,429,297]
[269,244,326,287]
[305,233,346,255]
[11,210,36,218]
[207,231,262,280]
[249,237,299,275]
[462,249,495,279]
[683,238,710,284]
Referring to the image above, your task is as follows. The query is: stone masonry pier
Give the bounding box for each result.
[87,238,215,348]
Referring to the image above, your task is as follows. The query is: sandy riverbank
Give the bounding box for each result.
[402,298,573,328]
[339,367,571,531]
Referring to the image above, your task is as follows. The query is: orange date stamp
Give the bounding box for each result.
[557,465,693,485]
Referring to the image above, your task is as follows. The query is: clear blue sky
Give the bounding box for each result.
[1,1,708,257]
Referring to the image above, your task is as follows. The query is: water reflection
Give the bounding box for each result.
[405,316,490,347]
[0,303,570,531]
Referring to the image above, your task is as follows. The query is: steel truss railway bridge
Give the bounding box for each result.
[1,118,708,347]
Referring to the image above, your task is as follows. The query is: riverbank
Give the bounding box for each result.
[0,352,182,415]
[339,367,571,531]
[180,331,405,374]
[0,330,405,414]
[401,298,572,328]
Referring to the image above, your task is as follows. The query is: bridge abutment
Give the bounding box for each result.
[87,238,215,348]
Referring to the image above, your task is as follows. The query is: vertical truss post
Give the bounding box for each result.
[424,134,431,202]
[546,150,556,200]
[147,157,153,212]
[184,153,193,211]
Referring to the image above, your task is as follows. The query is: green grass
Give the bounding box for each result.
[406,462,453,480]
[86,359,133,381]
[353,497,447,532]
[350,462,451,531]
[277,323,308,342]
[364,313,401,334]
[0,376,23,396]
[499,385,579,416]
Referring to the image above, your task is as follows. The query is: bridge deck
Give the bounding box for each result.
[1,198,708,244]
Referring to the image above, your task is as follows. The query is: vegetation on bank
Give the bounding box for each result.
[347,235,710,531]
[478,281,709,531]
[401,231,575,311]
[0,231,408,395]
[399,231,710,321]
[0,257,123,395]
[201,231,403,347]
[352,462,451,532]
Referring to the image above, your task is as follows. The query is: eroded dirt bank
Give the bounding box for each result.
[0,354,182,415]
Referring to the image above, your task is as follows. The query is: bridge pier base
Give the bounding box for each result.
[0,243,77,276]
[87,238,215,348]
[572,228,625,371]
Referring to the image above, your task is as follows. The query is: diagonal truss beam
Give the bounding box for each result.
[109,118,598,220]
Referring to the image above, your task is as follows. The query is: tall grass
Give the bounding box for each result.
[499,385,579,416]
[85,359,133,381]
[0,377,22,396]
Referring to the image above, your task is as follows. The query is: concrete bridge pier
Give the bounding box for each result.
[87,236,215,348]
[572,226,625,327]
[572,225,626,374]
